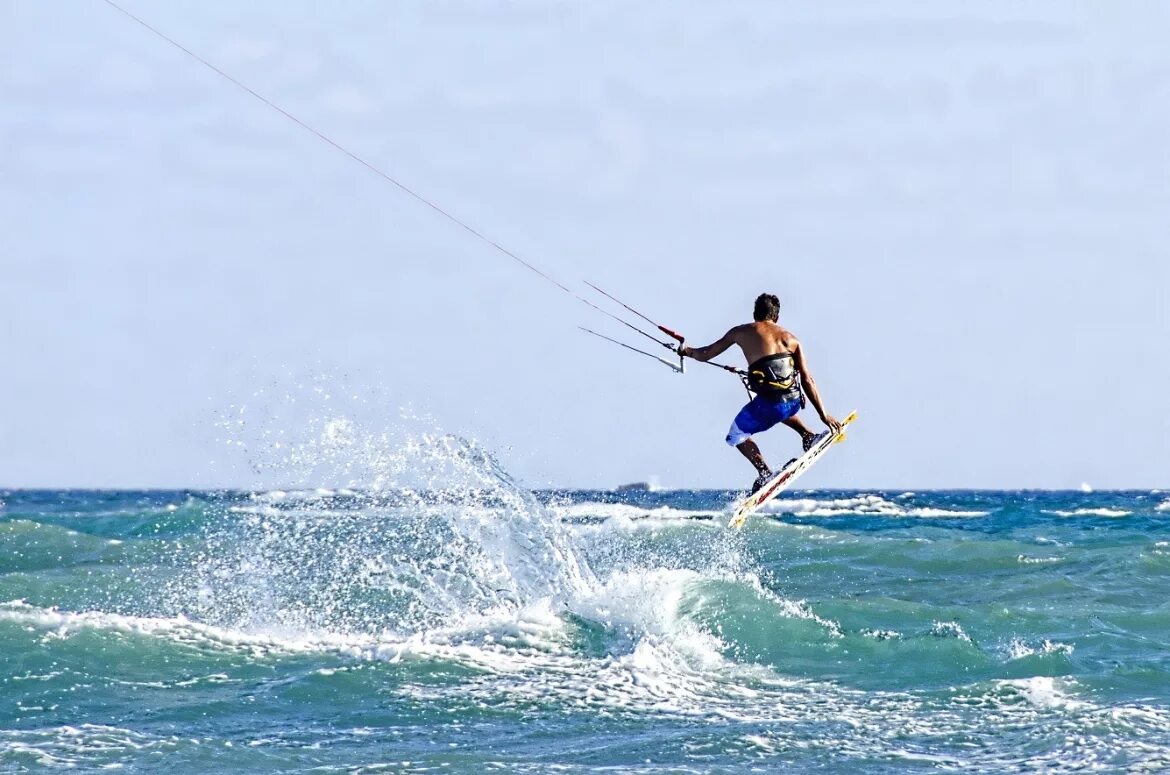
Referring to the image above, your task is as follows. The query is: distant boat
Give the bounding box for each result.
[615,481,653,492]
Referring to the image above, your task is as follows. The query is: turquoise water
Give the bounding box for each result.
[3,473,1169,772]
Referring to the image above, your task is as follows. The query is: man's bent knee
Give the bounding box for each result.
[726,421,751,447]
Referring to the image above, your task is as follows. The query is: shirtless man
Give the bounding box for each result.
[679,293,842,492]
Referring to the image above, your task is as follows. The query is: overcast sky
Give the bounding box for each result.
[2,1,1168,490]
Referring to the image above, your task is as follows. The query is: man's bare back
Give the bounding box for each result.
[727,321,799,366]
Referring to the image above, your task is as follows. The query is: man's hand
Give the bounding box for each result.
[678,345,693,358]
[821,414,842,435]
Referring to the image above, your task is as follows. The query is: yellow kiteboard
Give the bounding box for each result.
[728,410,858,529]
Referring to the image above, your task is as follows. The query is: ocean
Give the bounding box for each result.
[3,459,1169,771]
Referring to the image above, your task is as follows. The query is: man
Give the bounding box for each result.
[679,293,841,492]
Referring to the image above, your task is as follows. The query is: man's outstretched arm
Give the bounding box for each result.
[792,341,841,434]
[680,328,737,362]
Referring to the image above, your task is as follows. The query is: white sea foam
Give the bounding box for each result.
[0,597,588,673]
[997,677,1089,711]
[0,724,190,768]
[904,507,989,517]
[760,494,988,518]
[1156,499,1170,512]
[1005,638,1074,660]
[555,494,993,524]
[1017,554,1063,565]
[550,502,721,526]
[0,600,377,657]
[225,504,375,520]
[1044,508,1132,517]
[929,621,972,642]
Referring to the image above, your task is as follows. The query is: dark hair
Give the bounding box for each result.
[753,293,780,322]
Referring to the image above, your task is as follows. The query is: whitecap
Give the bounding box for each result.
[1017,554,1062,565]
[1043,508,1131,517]
[1005,638,1074,659]
[996,676,1089,710]
[929,621,972,642]
[762,493,987,518]
[551,502,720,525]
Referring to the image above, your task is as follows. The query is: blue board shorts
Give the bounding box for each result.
[726,395,802,446]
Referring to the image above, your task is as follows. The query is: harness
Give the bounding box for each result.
[746,353,803,403]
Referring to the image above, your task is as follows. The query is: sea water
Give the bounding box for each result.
[3,448,1169,772]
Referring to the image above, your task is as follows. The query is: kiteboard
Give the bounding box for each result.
[728,410,858,529]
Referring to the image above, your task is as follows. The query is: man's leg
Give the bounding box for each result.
[781,414,819,451]
[726,402,771,485]
[735,439,770,477]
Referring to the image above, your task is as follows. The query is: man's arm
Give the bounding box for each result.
[792,340,841,433]
[680,328,738,362]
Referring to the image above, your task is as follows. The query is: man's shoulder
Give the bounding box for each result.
[728,322,754,337]
[775,326,800,348]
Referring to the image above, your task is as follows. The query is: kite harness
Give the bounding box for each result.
[745,353,804,404]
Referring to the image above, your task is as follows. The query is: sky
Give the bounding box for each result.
[2,1,1168,490]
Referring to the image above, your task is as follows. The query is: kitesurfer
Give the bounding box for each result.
[679,293,842,493]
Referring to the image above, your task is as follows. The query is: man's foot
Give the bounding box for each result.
[802,432,821,452]
[750,470,774,494]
